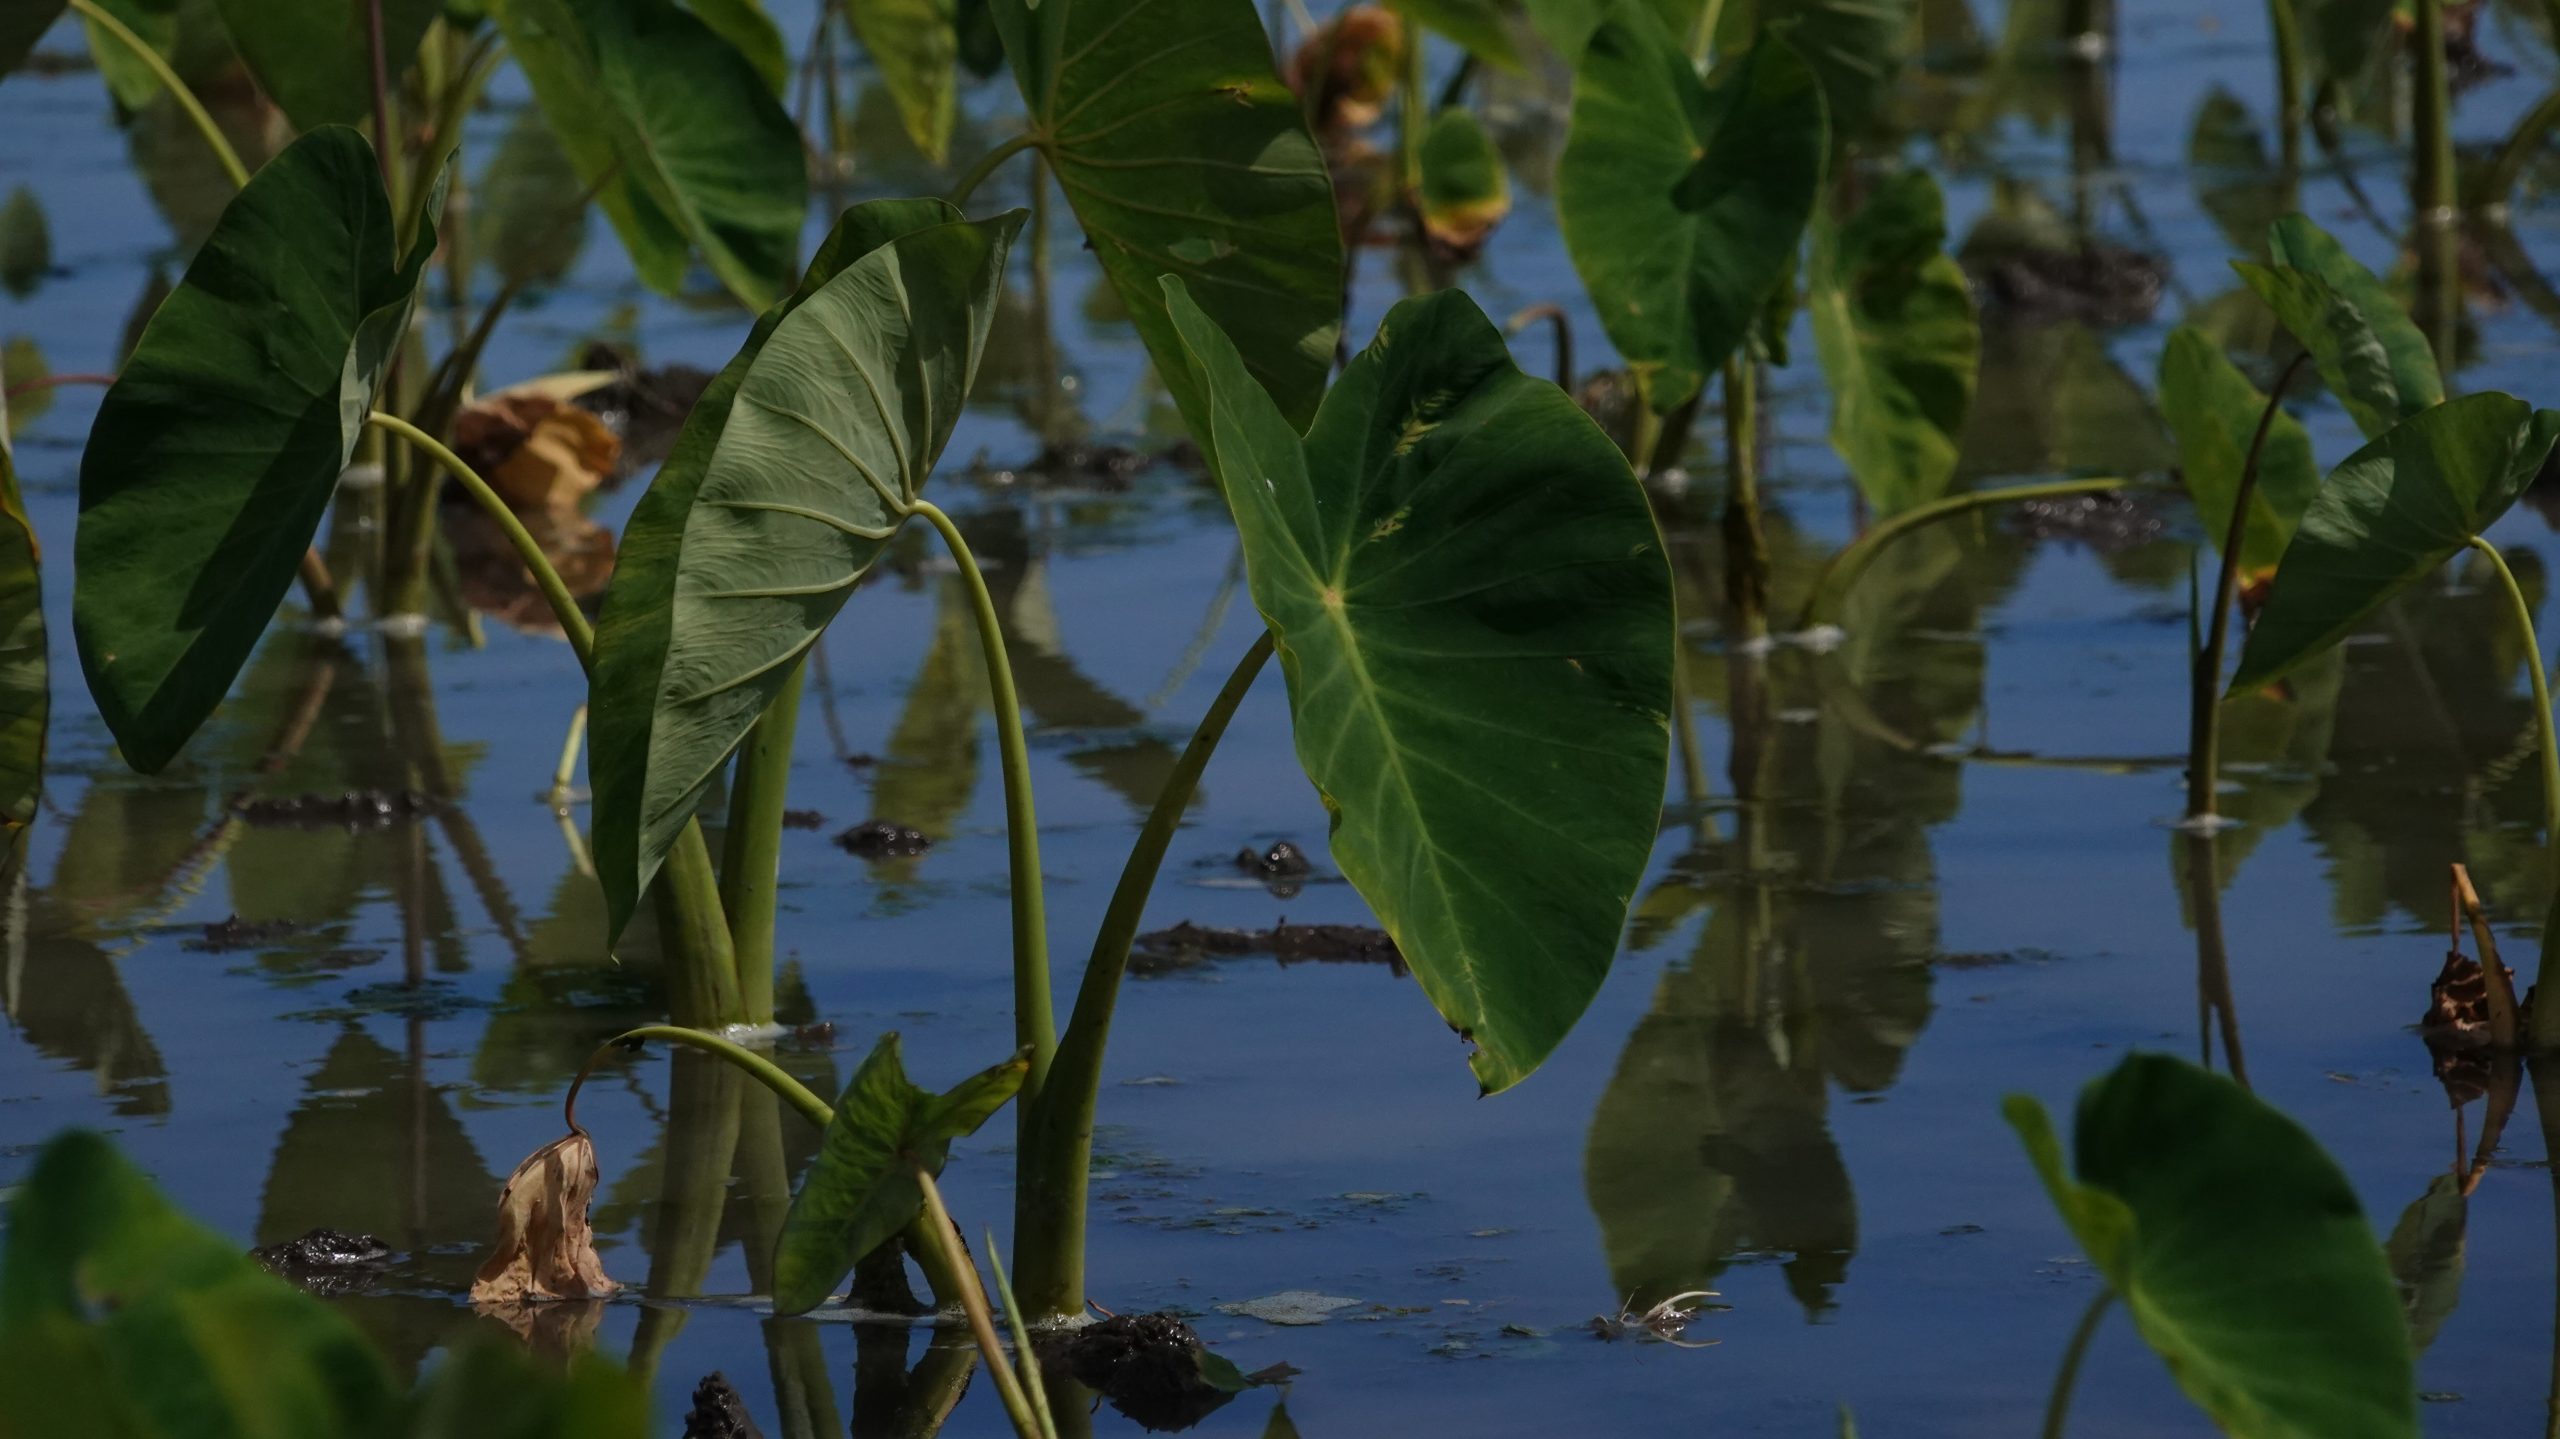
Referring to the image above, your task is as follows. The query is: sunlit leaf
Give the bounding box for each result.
[74,127,437,774]
[846,0,958,163]
[1164,281,1675,1093]
[987,0,1344,435]
[2234,214,2442,441]
[2232,393,2560,690]
[2158,326,2319,578]
[1808,169,1976,513]
[2005,1054,2415,1439]
[210,0,441,128]
[590,202,1020,938]
[1416,105,1510,260]
[1559,11,1824,412]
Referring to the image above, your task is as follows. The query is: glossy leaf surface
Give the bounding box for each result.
[2005,1054,2415,1439]
[845,0,958,162]
[2234,215,2441,440]
[773,1034,1028,1315]
[1559,12,1824,412]
[2231,393,2560,690]
[2158,326,2318,577]
[590,202,1019,937]
[210,0,441,128]
[1808,170,1976,513]
[988,0,1343,434]
[75,127,433,774]
[496,0,805,310]
[1165,281,1675,1092]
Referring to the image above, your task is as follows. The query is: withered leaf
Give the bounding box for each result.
[471,1128,617,1305]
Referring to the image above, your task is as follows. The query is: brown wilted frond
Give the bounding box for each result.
[470,1128,616,1306]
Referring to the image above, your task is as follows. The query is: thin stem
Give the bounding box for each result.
[2268,0,2304,178]
[2468,536,2560,1052]
[398,34,505,253]
[1504,304,1572,391]
[2188,351,2309,822]
[2413,0,2457,225]
[910,501,1054,1094]
[2489,85,2560,207]
[1721,356,1768,645]
[297,549,344,623]
[364,410,593,668]
[1797,478,2145,629]
[914,1170,1048,1439]
[1013,632,1273,1319]
[365,0,396,193]
[2040,1291,2114,1439]
[66,0,249,190]
[720,659,805,1025]
[984,1232,1061,1438]
[1397,24,1427,196]
[947,133,1038,209]
[570,1025,833,1128]
[550,704,588,803]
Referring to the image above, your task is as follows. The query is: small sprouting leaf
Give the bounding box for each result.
[2158,326,2318,578]
[772,1035,1030,1316]
[2233,215,2442,440]
[1559,10,1825,412]
[210,0,442,128]
[1415,105,1510,261]
[470,1128,618,1304]
[74,127,437,774]
[2231,393,2560,691]
[1808,169,1977,513]
[2005,1055,2417,1439]
[845,0,960,162]
[1163,281,1675,1093]
[0,186,49,297]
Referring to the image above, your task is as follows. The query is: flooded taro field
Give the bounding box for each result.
[6,0,2560,1433]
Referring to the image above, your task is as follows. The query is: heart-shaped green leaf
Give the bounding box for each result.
[986,0,1344,435]
[846,0,959,162]
[1416,105,1510,256]
[496,0,806,310]
[210,0,441,128]
[0,417,44,832]
[1163,280,1675,1093]
[2231,392,2560,691]
[685,0,788,93]
[1559,10,1825,412]
[1754,0,1913,141]
[75,127,436,775]
[772,1035,1029,1316]
[590,202,1022,938]
[2158,326,2319,577]
[2233,215,2442,441]
[1808,169,1977,513]
[2005,1054,2415,1439]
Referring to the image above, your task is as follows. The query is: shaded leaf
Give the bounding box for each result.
[2188,89,2282,257]
[80,0,176,111]
[408,1340,652,1439]
[470,1128,617,1304]
[1559,12,1825,412]
[686,0,788,92]
[2005,1054,2416,1439]
[2234,215,2442,440]
[2232,393,2560,690]
[2159,327,2319,578]
[74,127,437,774]
[0,421,45,830]
[988,0,1344,435]
[210,0,442,128]
[1521,0,1700,58]
[474,104,590,292]
[846,0,959,163]
[1388,0,1525,69]
[1754,0,1914,141]
[1415,105,1510,261]
[1808,169,1976,513]
[496,0,806,310]
[1164,281,1675,1093]
[0,3,69,86]
[0,186,47,297]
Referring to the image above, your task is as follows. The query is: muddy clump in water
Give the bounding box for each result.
[187,916,307,952]
[1234,842,1311,880]
[836,819,932,858]
[250,1228,394,1297]
[1061,1312,1241,1432]
[237,790,440,830]
[1972,243,2168,330]
[1133,920,1403,975]
[681,1372,765,1439]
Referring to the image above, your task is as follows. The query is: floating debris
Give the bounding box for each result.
[681,1372,766,1439]
[1133,920,1402,975]
[250,1228,394,1297]
[186,915,307,952]
[237,790,440,829]
[1218,1290,1362,1326]
[836,819,932,859]
[1590,1290,1720,1348]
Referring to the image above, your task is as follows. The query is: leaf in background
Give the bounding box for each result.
[210,0,441,128]
[1521,0,1701,58]
[1756,0,1914,141]
[2187,88,2281,257]
[955,0,1003,76]
[2234,215,2442,440]
[1559,12,1825,412]
[2158,327,2319,579]
[589,202,1019,938]
[686,0,788,92]
[1415,105,1509,261]
[2383,1174,2465,1354]
[496,0,806,310]
[846,0,959,163]
[2232,393,2560,690]
[0,186,48,297]
[0,1131,401,1435]
[79,0,176,110]
[1164,282,1675,1093]
[2301,0,2395,87]
[74,127,436,774]
[474,103,590,292]
[0,418,45,830]
[1388,0,1525,69]
[408,1341,652,1439]
[0,2,69,87]
[772,1034,1028,1315]
[0,338,42,437]
[1808,169,1976,513]
[2005,1055,2415,1439]
[986,0,1344,436]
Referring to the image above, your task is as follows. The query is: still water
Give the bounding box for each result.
[6,0,2560,1433]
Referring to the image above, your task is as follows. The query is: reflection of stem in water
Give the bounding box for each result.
[2176,832,2250,1088]
[1721,356,1768,646]
[809,631,856,761]
[2464,537,2560,1047]
[1144,544,1244,710]
[2528,1059,2560,1439]
[2039,1291,2114,1439]
[734,1084,847,1439]
[1798,478,2146,630]
[2188,352,2309,824]
[626,1051,747,1384]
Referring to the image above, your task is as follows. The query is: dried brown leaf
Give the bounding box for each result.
[452,389,621,513]
[471,1128,617,1305]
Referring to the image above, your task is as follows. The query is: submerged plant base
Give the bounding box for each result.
[1057,1312,1260,1433]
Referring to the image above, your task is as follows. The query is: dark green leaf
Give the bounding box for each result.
[2231,393,2560,691]
[989,0,1344,435]
[210,0,441,128]
[1416,105,1509,255]
[846,0,959,163]
[2158,326,2318,577]
[1559,13,1825,412]
[2302,0,2394,86]
[1756,0,1913,141]
[1164,282,1675,1093]
[1388,0,1525,70]
[1193,1348,1252,1394]
[2004,1054,2415,1439]
[0,2,70,85]
[473,103,590,292]
[772,1035,1029,1315]
[74,127,435,774]
[1808,170,1976,513]
[0,423,45,831]
[496,0,806,310]
[79,0,176,110]
[2234,215,2442,440]
[589,202,1020,937]
[0,186,48,297]
[686,0,788,93]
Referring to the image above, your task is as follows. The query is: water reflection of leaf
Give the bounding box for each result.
[2188,89,2284,259]
[2383,1173,2466,1354]
[1,880,171,1117]
[1959,320,2173,481]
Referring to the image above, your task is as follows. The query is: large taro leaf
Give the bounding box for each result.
[845,0,959,163]
[685,0,789,94]
[2158,326,2319,579]
[2005,1055,2415,1439]
[210,0,441,128]
[75,126,436,775]
[0,410,44,831]
[772,1034,1028,1315]
[2230,393,2560,691]
[0,1131,402,1435]
[1558,10,1825,414]
[495,0,805,310]
[985,0,1343,436]
[2234,215,2442,441]
[589,202,1021,938]
[1808,169,1977,514]
[1163,281,1675,1093]
[1751,0,1913,141]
